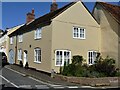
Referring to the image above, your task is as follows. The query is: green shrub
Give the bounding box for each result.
[59,67,63,74]
[72,55,84,65]
[60,55,118,77]
[115,71,120,76]
[94,56,116,76]
[62,63,76,76]
[74,65,84,77]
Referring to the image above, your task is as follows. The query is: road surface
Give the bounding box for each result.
[0,66,117,90]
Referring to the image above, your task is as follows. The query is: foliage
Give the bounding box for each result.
[93,56,116,76]
[60,55,119,77]
[59,67,63,74]
[62,62,76,76]
[115,71,120,76]
[72,55,83,65]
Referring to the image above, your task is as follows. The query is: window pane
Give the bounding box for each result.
[74,33,76,37]
[74,27,77,31]
[60,51,62,56]
[38,55,40,62]
[38,50,40,55]
[56,51,59,55]
[80,34,82,38]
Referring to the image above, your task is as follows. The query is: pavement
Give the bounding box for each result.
[5,64,79,86]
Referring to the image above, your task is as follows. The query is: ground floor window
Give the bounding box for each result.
[34,48,41,63]
[18,49,22,60]
[55,50,71,66]
[88,51,97,65]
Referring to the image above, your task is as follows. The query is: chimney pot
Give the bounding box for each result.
[32,9,34,14]
[26,9,35,24]
[50,0,58,12]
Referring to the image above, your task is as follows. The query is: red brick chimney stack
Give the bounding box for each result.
[50,0,58,12]
[32,9,34,14]
[26,9,35,24]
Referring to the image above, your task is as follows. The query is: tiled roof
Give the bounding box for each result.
[8,2,76,36]
[7,24,24,36]
[32,2,76,25]
[9,1,97,36]
[98,2,120,23]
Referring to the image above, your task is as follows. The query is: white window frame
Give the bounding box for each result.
[88,51,97,65]
[34,28,42,39]
[34,48,41,63]
[18,49,22,60]
[55,50,71,66]
[10,37,13,44]
[73,26,86,39]
[18,34,23,42]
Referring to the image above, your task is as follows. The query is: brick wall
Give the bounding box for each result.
[54,74,119,87]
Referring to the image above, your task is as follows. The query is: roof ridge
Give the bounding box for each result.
[98,2,120,7]
[33,2,76,23]
[97,1,120,24]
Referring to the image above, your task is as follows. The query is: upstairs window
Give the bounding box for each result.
[34,48,41,63]
[10,37,13,44]
[18,34,23,42]
[35,28,42,39]
[18,49,22,60]
[73,27,85,39]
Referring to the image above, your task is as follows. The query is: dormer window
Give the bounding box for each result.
[35,28,42,39]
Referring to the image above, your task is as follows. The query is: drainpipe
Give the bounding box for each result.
[15,35,17,64]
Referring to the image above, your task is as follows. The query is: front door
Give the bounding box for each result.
[23,50,27,67]
[9,49,14,64]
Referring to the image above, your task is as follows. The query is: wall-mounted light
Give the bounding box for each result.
[29,45,31,48]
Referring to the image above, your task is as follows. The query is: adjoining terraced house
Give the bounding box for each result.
[92,2,120,69]
[8,1,119,73]
[7,24,24,64]
[0,29,6,53]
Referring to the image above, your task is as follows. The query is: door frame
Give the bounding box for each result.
[23,50,28,67]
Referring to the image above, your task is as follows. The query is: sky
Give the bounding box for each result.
[1,1,119,30]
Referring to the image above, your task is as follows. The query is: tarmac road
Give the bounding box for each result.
[0,65,119,90]
[0,67,51,89]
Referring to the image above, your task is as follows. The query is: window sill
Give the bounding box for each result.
[34,61,41,64]
[73,37,86,40]
[34,38,41,40]
[18,59,22,61]
[88,64,93,65]
[19,41,23,43]
[55,65,63,67]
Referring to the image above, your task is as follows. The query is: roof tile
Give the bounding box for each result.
[98,2,120,23]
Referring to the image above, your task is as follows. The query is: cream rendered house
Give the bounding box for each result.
[7,24,24,64]
[92,2,120,69]
[8,1,100,73]
[0,31,7,54]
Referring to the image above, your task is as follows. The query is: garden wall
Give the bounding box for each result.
[54,74,119,87]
